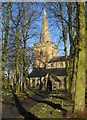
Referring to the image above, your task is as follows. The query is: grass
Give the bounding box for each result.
[15,89,73,118]
[2,90,14,104]
[3,89,87,118]
[2,88,36,104]
[30,102,62,118]
[16,115,25,119]
[30,91,70,119]
[2,88,47,104]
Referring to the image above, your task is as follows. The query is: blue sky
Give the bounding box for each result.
[27,3,70,56]
[2,2,70,56]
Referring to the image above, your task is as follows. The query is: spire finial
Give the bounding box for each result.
[44,5,46,16]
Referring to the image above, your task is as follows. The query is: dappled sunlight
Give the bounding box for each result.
[12,91,40,120]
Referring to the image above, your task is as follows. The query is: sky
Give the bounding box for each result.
[2,2,87,57]
[25,3,70,56]
[2,2,70,57]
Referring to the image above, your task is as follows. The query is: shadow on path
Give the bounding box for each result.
[29,89,50,98]
[24,91,67,117]
[51,95,67,100]
[12,91,40,120]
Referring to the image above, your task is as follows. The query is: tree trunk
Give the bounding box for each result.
[67,3,74,91]
[22,40,26,92]
[15,26,20,92]
[74,3,86,112]
[71,2,79,102]
[60,3,68,90]
[85,2,87,91]
[2,2,11,89]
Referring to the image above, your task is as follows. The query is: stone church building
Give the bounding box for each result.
[28,8,68,90]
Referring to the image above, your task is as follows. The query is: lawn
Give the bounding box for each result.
[2,88,36,104]
[30,90,72,119]
[2,89,87,118]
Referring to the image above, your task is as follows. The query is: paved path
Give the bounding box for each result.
[2,91,49,119]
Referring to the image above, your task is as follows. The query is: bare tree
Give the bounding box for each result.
[5,2,40,92]
[2,2,11,89]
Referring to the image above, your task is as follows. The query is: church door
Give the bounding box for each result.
[47,80,52,91]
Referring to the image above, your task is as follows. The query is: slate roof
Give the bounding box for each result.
[28,68,67,78]
[48,56,69,63]
[48,68,67,76]
[28,69,47,78]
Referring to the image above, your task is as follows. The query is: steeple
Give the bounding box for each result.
[40,7,51,43]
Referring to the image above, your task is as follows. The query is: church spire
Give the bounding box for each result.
[40,7,51,43]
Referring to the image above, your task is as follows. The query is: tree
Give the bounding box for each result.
[18,3,40,92]
[85,2,87,91]
[71,2,79,102]
[8,3,40,92]
[46,3,86,113]
[59,3,68,90]
[2,2,11,89]
[74,2,86,112]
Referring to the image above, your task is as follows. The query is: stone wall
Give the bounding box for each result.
[33,42,57,69]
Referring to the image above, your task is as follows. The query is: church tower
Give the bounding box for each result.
[33,8,57,69]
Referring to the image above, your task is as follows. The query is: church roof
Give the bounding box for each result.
[48,68,67,76]
[28,68,67,78]
[48,56,69,63]
[28,69,47,78]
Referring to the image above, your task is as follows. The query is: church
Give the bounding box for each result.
[28,8,68,91]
